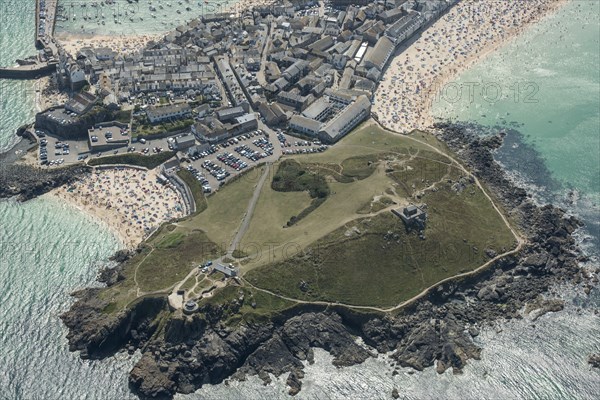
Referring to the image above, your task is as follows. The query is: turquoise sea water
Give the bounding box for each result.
[1,1,599,399]
[0,0,37,151]
[0,197,139,399]
[432,0,600,203]
[1,2,138,398]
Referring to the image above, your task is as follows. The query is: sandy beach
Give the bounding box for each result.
[55,32,164,59]
[50,167,185,249]
[373,0,568,133]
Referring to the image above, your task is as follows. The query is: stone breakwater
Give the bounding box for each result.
[59,123,595,399]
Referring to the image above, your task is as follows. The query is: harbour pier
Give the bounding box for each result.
[0,0,58,79]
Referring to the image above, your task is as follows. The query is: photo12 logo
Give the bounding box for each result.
[432,81,540,105]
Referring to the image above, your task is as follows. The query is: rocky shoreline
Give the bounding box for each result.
[0,134,91,202]
[58,122,597,399]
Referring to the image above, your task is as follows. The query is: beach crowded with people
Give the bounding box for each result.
[373,0,567,133]
[55,32,164,58]
[49,167,184,249]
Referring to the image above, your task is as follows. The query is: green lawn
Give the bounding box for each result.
[246,177,516,308]
[200,285,296,326]
[243,125,517,307]
[180,166,258,248]
[176,169,208,214]
[95,122,517,316]
[88,152,175,169]
[136,230,223,292]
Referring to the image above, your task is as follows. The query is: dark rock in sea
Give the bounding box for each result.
[588,353,600,368]
[61,289,166,360]
[468,327,480,337]
[524,298,565,321]
[286,368,304,396]
[392,388,400,398]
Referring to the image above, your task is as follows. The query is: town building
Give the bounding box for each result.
[175,135,196,150]
[87,122,130,153]
[213,263,238,277]
[146,103,191,124]
[318,95,371,143]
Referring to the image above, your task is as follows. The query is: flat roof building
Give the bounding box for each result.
[213,263,238,277]
[88,122,130,152]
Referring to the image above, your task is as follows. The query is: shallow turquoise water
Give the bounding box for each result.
[0,0,37,151]
[0,196,139,399]
[432,0,600,200]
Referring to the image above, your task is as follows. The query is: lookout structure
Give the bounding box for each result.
[392,205,427,230]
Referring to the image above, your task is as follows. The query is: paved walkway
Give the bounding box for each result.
[227,164,271,256]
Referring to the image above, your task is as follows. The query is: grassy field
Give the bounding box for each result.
[98,224,224,312]
[272,159,330,198]
[246,178,516,307]
[88,151,175,169]
[199,284,296,326]
[271,160,330,226]
[242,124,517,307]
[179,166,259,248]
[176,169,208,214]
[96,122,517,315]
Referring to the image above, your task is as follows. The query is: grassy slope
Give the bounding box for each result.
[179,167,258,248]
[88,151,175,169]
[176,169,208,214]
[97,122,516,315]
[246,180,516,308]
[99,224,224,312]
[201,285,296,326]
[244,124,517,307]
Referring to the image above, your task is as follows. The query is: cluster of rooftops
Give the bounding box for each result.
[54,0,455,144]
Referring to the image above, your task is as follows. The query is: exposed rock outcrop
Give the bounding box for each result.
[0,163,91,201]
[588,353,600,369]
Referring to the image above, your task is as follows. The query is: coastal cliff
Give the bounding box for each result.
[59,123,593,399]
[0,162,91,201]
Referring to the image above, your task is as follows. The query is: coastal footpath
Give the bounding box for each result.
[59,123,596,399]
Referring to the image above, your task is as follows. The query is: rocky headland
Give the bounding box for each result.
[59,122,596,399]
[0,157,91,201]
